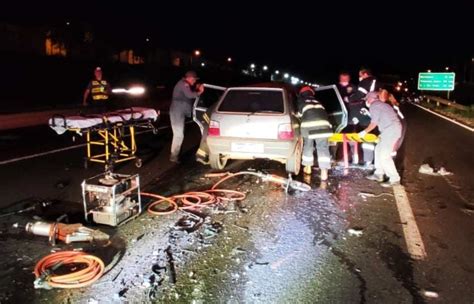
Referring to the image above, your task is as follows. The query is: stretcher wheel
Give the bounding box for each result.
[105,164,113,172]
[135,158,143,168]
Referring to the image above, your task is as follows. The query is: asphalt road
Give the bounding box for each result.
[0,104,472,303]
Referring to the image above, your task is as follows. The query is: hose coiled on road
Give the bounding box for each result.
[34,251,105,289]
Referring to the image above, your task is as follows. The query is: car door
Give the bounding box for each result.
[192,83,226,135]
[315,85,348,132]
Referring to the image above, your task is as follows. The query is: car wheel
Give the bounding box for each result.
[286,140,302,175]
[209,152,228,170]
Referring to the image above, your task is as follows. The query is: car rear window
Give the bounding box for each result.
[218,90,284,113]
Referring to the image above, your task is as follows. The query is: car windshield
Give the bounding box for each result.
[218,90,284,113]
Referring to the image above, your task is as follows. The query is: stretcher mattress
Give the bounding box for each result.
[49,107,159,135]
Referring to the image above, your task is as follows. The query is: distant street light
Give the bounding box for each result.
[445,67,449,71]
[227,57,232,62]
[284,73,289,79]
[146,38,150,42]
[263,65,268,71]
[250,63,256,69]
[201,62,205,67]
[427,69,431,72]
[66,21,70,26]
[404,88,408,92]
[275,70,280,74]
[194,50,201,56]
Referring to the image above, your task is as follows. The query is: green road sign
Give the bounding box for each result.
[418,72,455,91]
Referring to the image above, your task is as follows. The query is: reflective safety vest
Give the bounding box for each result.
[297,97,333,139]
[90,80,109,101]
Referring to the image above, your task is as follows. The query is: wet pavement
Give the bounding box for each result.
[0,104,473,303]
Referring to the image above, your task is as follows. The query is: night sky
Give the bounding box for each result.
[3,1,473,81]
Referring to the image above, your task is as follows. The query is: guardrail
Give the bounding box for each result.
[424,95,469,111]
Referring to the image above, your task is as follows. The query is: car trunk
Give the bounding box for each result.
[215,113,290,140]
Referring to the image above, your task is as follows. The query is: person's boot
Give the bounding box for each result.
[304,165,312,175]
[196,155,209,165]
[366,174,384,182]
[321,169,328,181]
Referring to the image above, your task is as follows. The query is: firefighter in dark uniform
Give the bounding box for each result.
[348,68,381,168]
[297,86,333,181]
[169,71,204,163]
[83,67,111,107]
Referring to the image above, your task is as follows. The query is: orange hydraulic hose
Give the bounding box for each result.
[34,251,104,289]
[142,192,178,215]
[145,172,248,215]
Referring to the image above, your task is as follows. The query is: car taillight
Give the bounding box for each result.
[278,123,294,140]
[208,120,220,136]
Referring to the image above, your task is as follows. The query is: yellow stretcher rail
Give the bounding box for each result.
[329,132,378,143]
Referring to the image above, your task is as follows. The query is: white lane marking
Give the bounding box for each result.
[410,102,474,132]
[393,184,427,260]
[0,122,194,166]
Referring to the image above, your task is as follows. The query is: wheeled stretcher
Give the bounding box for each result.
[329,132,379,175]
[49,107,159,171]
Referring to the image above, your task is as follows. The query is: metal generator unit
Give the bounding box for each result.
[82,173,141,226]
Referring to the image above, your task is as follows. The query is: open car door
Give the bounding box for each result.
[314,85,348,133]
[193,83,226,135]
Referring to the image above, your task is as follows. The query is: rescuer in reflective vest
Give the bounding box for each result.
[83,67,111,106]
[297,86,333,181]
[348,68,381,168]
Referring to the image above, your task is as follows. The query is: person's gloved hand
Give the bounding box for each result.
[360,108,370,116]
[358,130,367,139]
[352,117,359,125]
[197,84,205,94]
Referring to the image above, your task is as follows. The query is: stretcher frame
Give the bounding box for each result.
[329,132,379,175]
[50,110,158,171]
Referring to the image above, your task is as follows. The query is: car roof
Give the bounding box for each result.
[226,82,297,93]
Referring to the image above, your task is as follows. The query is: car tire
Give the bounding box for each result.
[209,152,228,170]
[286,139,302,175]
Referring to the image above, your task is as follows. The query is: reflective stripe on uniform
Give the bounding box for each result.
[362,143,375,150]
[92,95,108,100]
[393,106,405,119]
[353,154,359,164]
[302,155,314,162]
[203,113,210,124]
[301,120,332,128]
[358,87,368,94]
[369,79,376,92]
[302,104,324,113]
[308,132,333,139]
[317,156,331,163]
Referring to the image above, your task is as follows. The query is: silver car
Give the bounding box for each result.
[193,83,347,175]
